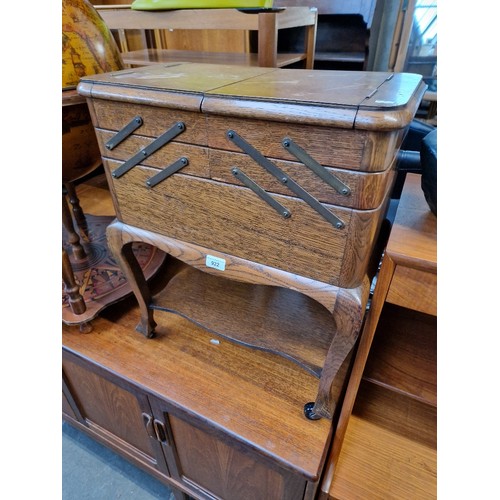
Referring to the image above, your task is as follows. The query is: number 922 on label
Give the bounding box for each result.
[205,255,226,271]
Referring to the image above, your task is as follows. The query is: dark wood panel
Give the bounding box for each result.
[62,358,156,459]
[169,414,307,500]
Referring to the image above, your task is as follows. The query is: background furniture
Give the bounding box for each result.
[323,172,437,498]
[95,4,318,68]
[274,0,378,70]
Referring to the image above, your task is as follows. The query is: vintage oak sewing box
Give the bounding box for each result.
[78,63,425,421]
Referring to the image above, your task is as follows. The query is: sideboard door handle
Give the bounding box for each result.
[141,412,156,439]
[153,418,170,445]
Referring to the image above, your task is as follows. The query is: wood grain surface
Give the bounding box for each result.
[151,262,337,377]
[105,161,388,287]
[63,301,333,481]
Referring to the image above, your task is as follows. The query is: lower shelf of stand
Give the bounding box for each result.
[151,259,337,378]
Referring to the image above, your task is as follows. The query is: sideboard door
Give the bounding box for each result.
[149,396,307,500]
[62,352,171,479]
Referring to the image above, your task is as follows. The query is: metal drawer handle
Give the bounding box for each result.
[105,116,143,150]
[282,137,351,196]
[146,157,189,188]
[227,130,345,229]
[112,121,186,179]
[231,167,291,219]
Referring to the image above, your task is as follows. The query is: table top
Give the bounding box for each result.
[387,173,437,273]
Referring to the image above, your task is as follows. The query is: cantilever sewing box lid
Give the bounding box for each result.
[77,62,426,129]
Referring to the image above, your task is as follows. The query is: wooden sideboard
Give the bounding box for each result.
[62,276,334,500]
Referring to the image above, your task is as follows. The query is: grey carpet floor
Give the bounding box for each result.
[62,422,176,499]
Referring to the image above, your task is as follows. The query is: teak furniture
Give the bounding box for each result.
[77,63,425,427]
[325,172,437,498]
[95,5,318,69]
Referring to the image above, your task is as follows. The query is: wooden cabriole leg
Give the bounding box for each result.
[305,278,370,421]
[106,220,157,338]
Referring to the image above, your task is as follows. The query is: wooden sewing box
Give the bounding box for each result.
[78,62,425,421]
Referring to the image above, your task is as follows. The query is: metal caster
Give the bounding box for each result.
[304,402,322,420]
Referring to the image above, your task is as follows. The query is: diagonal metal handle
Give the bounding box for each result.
[105,116,143,151]
[231,167,291,219]
[146,157,189,188]
[282,137,351,196]
[226,130,344,229]
[112,121,186,179]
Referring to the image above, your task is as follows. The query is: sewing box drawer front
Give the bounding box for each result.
[104,157,387,287]
[94,126,396,213]
[206,127,398,211]
[205,115,405,175]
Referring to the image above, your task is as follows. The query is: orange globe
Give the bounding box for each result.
[62,0,124,182]
[62,0,123,90]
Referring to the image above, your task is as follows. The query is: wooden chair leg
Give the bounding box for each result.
[62,248,86,315]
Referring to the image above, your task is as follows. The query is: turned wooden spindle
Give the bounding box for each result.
[62,248,92,333]
[64,182,88,236]
[62,190,86,261]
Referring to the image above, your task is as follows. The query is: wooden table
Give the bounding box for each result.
[320,172,437,498]
[96,5,318,68]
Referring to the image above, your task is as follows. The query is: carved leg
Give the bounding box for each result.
[106,220,157,338]
[305,282,369,420]
[62,190,86,261]
[64,182,88,236]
